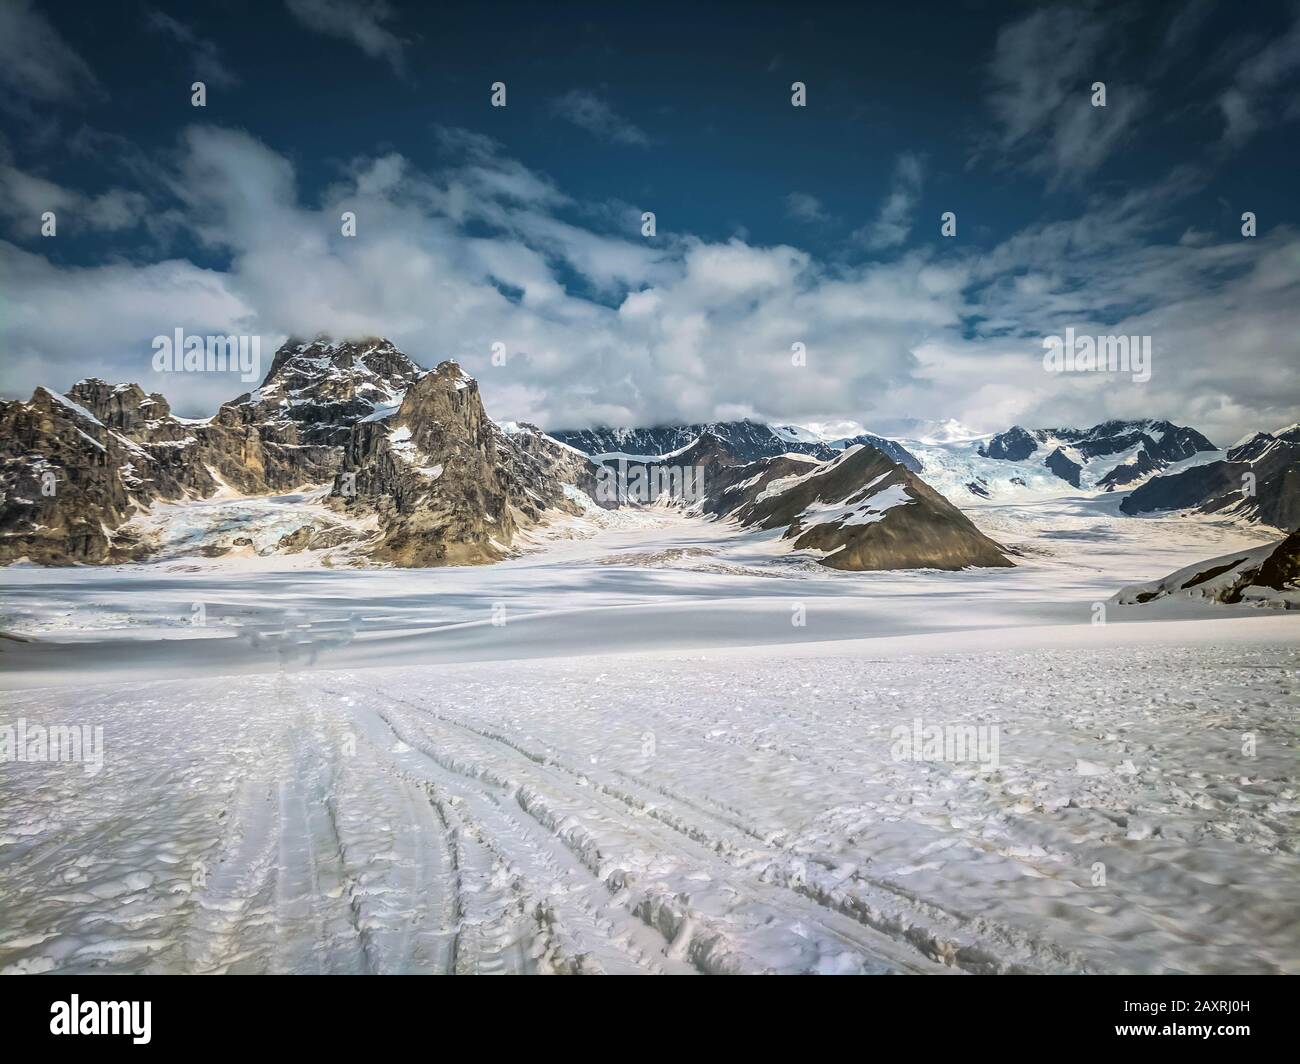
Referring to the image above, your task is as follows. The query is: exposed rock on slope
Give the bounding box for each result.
[978,419,1216,490]
[586,430,741,505]
[1119,426,1300,530]
[1113,528,1300,609]
[0,338,593,566]
[231,337,423,447]
[701,443,1013,571]
[0,386,192,564]
[201,336,422,492]
[498,421,605,508]
[1044,448,1082,488]
[330,362,601,566]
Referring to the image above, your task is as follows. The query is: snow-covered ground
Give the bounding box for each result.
[2,492,1297,973]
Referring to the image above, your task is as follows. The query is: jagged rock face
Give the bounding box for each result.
[583,430,742,506]
[1253,528,1300,593]
[233,337,423,447]
[56,374,336,498]
[1093,420,1215,489]
[978,419,1216,490]
[65,379,173,438]
[1058,420,1212,462]
[497,422,606,514]
[0,338,425,564]
[1114,528,1300,608]
[702,443,1013,571]
[198,404,339,495]
[0,387,212,564]
[0,338,598,567]
[195,336,425,493]
[1120,430,1299,530]
[331,362,600,566]
[550,419,922,472]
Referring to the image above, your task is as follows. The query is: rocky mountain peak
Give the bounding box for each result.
[549,419,921,471]
[389,360,486,449]
[700,443,1012,571]
[259,335,421,392]
[228,336,425,448]
[978,425,1037,461]
[65,379,173,436]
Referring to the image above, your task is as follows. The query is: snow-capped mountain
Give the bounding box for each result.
[580,428,1012,570]
[881,418,1220,502]
[1119,424,1300,530]
[552,417,1221,502]
[976,420,1216,490]
[0,383,214,564]
[3,334,1281,569]
[235,337,425,447]
[549,419,921,471]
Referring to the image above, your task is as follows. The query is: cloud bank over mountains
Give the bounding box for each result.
[1,1,1297,446]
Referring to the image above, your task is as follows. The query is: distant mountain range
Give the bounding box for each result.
[1120,426,1300,529]
[975,420,1216,490]
[548,421,922,471]
[553,413,1294,512]
[2,336,1295,569]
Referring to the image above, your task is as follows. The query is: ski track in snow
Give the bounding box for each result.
[1,497,1298,974]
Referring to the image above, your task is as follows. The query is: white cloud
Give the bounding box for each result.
[785,192,827,224]
[0,125,1296,448]
[145,9,241,89]
[0,0,101,105]
[1217,9,1300,148]
[284,0,407,75]
[0,164,148,235]
[550,91,650,147]
[855,153,923,251]
[984,5,1143,187]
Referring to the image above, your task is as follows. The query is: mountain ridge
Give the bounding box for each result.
[4,335,1291,567]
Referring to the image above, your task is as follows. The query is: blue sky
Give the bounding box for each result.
[2,0,1298,443]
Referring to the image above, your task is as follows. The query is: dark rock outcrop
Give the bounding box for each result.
[1044,447,1082,488]
[979,425,1039,462]
[1114,528,1299,608]
[0,338,430,564]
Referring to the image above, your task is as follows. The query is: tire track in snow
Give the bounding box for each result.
[331,682,941,974]
[268,724,370,974]
[349,682,1100,973]
[350,688,997,970]
[182,777,279,973]
[344,699,688,974]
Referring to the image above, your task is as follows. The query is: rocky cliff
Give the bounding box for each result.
[328,361,601,566]
[0,338,595,566]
